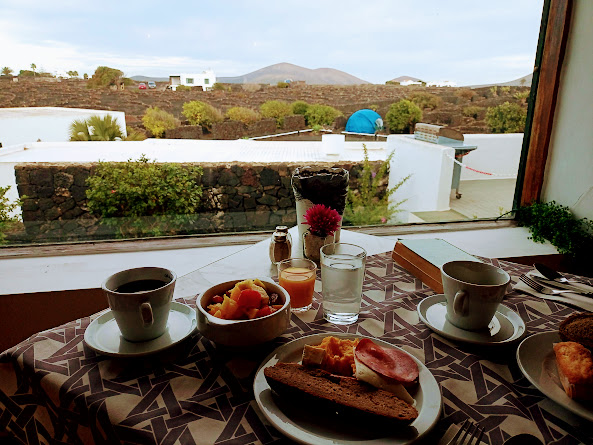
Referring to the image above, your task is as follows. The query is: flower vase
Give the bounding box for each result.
[303,230,333,264]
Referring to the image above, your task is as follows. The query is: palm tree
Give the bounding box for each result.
[30,63,36,76]
[69,115,123,141]
[1,67,13,76]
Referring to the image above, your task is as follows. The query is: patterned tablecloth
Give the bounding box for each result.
[1,252,592,445]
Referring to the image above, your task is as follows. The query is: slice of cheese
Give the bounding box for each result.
[354,355,415,406]
[302,345,327,368]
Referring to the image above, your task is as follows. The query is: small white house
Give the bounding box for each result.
[168,70,216,91]
[400,80,423,86]
[427,80,458,87]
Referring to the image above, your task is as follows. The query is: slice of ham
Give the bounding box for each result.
[355,338,419,385]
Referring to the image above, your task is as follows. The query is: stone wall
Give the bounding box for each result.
[14,161,383,242]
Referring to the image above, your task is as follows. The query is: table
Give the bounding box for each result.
[1,231,592,445]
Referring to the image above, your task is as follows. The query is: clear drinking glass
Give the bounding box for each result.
[277,258,317,312]
[320,243,367,325]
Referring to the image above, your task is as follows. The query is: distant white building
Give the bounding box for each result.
[168,70,216,91]
[427,80,457,87]
[401,80,424,86]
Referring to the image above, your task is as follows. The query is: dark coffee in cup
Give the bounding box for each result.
[115,279,168,294]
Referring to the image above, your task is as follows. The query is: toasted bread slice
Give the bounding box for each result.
[553,341,593,401]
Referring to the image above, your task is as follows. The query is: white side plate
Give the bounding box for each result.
[84,302,197,357]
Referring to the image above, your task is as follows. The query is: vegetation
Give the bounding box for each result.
[259,100,293,127]
[225,106,260,125]
[142,107,180,138]
[343,144,409,226]
[182,101,223,130]
[514,90,530,103]
[212,83,229,91]
[456,89,475,100]
[1,67,13,76]
[385,100,423,134]
[291,100,310,117]
[304,104,342,127]
[516,201,593,260]
[408,92,441,110]
[126,127,147,141]
[175,85,192,91]
[0,186,21,243]
[463,106,484,119]
[485,102,526,133]
[87,66,127,88]
[69,115,124,141]
[66,71,79,78]
[277,81,290,88]
[86,155,203,238]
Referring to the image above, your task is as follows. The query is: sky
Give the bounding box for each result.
[1,0,544,86]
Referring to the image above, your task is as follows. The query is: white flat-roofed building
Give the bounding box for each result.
[169,70,216,91]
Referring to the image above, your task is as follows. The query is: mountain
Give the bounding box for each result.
[465,73,533,88]
[388,75,422,83]
[218,62,370,85]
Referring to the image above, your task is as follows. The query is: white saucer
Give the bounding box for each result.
[84,302,197,357]
[417,294,525,345]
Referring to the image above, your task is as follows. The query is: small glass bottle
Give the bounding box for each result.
[269,226,292,265]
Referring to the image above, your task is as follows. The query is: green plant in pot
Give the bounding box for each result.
[302,204,341,264]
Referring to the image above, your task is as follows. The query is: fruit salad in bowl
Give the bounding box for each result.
[197,279,291,346]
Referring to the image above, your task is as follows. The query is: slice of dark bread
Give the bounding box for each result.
[559,313,593,350]
[263,362,418,424]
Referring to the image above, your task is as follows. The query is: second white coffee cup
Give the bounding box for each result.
[441,260,510,331]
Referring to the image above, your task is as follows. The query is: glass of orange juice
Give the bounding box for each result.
[277,258,317,312]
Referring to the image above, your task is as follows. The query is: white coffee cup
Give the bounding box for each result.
[102,267,176,342]
[441,261,510,331]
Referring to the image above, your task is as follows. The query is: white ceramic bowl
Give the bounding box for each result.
[196,279,291,346]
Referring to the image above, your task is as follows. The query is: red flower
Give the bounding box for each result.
[303,204,341,237]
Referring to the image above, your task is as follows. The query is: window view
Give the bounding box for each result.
[0,1,544,246]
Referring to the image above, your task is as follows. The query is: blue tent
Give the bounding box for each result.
[345,109,383,134]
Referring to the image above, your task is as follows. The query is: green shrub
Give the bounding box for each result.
[385,100,423,134]
[225,106,260,125]
[0,186,21,243]
[385,80,400,85]
[259,100,293,127]
[305,104,342,127]
[516,201,593,259]
[125,126,147,141]
[86,66,124,88]
[86,155,203,238]
[499,86,511,94]
[277,81,290,88]
[514,90,530,102]
[175,85,192,91]
[212,83,229,91]
[69,115,124,141]
[141,107,180,138]
[456,89,475,100]
[291,100,310,116]
[485,102,526,133]
[182,101,223,130]
[343,145,409,226]
[462,106,484,119]
[408,92,441,110]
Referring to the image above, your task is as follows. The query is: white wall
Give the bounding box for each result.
[0,107,126,148]
[542,0,593,220]
[461,134,522,180]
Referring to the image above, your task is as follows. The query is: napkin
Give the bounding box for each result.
[513,272,593,312]
[438,422,487,445]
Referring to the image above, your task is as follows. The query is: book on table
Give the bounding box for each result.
[392,238,480,293]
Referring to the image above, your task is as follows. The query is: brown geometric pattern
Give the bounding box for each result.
[1,252,592,444]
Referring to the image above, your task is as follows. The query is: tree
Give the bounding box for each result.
[385,100,423,133]
[1,67,13,76]
[69,115,124,141]
[485,102,527,133]
[30,63,36,75]
[66,70,79,78]
[86,66,124,88]
[259,100,292,127]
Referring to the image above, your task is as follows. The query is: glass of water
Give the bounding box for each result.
[320,243,367,325]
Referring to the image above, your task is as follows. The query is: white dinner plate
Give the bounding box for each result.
[417,294,526,345]
[516,331,593,422]
[253,333,442,445]
[84,302,197,357]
